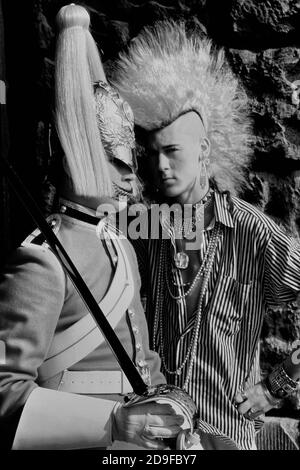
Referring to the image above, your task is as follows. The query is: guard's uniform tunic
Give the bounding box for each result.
[0,199,164,449]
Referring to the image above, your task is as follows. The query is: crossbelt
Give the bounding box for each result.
[38,233,134,382]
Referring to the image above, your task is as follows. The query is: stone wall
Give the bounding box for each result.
[1,0,300,420]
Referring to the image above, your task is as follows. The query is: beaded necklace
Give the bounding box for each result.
[166,222,219,300]
[152,222,221,390]
[160,190,213,270]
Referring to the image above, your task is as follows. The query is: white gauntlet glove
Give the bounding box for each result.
[112,401,184,450]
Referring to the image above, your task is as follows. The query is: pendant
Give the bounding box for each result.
[174,251,189,270]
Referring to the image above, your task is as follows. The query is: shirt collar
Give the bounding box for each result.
[213,191,234,228]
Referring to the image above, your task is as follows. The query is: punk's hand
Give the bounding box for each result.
[234,381,282,421]
[112,401,184,449]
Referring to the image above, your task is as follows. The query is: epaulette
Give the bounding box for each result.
[21,214,62,248]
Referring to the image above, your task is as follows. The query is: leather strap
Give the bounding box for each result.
[38,233,134,381]
[60,204,101,226]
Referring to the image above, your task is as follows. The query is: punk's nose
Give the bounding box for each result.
[158,153,170,172]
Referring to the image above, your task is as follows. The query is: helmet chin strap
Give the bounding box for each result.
[112,180,141,205]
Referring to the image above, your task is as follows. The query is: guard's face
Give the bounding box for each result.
[94,81,139,203]
[108,159,139,203]
[146,112,210,204]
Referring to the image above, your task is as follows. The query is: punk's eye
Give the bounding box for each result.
[165,147,179,154]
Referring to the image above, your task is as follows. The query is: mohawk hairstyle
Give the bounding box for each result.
[112,21,253,196]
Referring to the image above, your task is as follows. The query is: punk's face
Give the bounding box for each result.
[145,112,210,204]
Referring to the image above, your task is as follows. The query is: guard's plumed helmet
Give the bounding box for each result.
[55,4,136,200]
[112,21,253,195]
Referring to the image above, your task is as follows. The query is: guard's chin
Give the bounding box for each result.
[113,182,143,206]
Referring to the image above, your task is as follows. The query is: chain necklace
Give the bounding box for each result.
[165,223,220,300]
[173,196,213,240]
[160,190,214,270]
[161,191,213,239]
[152,223,221,390]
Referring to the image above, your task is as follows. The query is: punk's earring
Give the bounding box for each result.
[199,158,209,189]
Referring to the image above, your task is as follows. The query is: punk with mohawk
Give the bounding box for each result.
[112,20,252,196]
[113,21,300,451]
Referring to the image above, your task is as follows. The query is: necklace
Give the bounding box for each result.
[173,196,213,240]
[160,190,214,270]
[152,222,221,390]
[166,223,220,300]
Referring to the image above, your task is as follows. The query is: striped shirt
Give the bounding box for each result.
[132,191,300,450]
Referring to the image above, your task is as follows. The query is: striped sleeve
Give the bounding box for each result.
[264,223,300,306]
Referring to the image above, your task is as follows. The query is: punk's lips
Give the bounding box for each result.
[161,176,175,182]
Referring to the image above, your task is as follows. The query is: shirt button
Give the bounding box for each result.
[128,309,135,317]
[60,205,67,213]
[132,326,139,335]
[136,343,142,351]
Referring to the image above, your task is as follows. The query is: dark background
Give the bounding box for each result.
[1,0,300,444]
